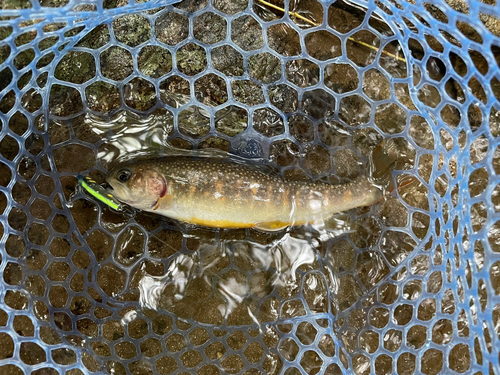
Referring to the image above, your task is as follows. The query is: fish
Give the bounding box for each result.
[106,150,396,231]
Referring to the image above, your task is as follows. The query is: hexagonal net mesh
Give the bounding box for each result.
[0,0,499,374]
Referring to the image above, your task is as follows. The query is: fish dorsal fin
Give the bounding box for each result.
[245,162,281,178]
[197,153,281,179]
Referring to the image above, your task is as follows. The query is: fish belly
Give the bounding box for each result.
[158,194,291,228]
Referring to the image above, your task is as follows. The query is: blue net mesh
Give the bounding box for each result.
[0,0,499,374]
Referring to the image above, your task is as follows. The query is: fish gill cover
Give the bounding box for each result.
[0,0,499,374]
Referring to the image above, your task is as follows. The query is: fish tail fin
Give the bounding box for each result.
[369,142,418,198]
[368,141,397,192]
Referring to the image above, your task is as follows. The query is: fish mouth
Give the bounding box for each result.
[106,181,133,204]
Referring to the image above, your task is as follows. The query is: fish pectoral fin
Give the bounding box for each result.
[153,194,173,211]
[254,220,290,232]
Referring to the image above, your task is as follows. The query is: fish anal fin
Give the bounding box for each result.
[254,220,291,232]
[321,213,353,234]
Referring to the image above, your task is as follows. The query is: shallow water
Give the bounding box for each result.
[0,0,495,374]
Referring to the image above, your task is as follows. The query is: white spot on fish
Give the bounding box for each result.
[309,199,322,212]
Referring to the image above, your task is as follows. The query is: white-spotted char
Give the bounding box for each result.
[107,157,387,231]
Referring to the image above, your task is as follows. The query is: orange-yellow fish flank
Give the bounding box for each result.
[107,158,384,231]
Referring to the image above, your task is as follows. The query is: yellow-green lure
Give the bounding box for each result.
[78,175,123,211]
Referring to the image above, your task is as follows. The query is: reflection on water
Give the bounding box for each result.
[134,231,334,326]
[88,110,175,165]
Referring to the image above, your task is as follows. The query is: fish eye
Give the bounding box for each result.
[117,169,132,183]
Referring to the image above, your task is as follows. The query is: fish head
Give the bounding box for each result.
[107,163,167,210]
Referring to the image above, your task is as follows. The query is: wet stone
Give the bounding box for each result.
[97,264,126,297]
[325,63,359,93]
[115,341,137,359]
[165,333,187,352]
[221,354,245,374]
[231,80,264,106]
[4,262,23,285]
[13,48,35,70]
[215,106,248,136]
[194,12,227,44]
[156,356,178,375]
[300,351,323,375]
[199,136,230,151]
[20,342,46,365]
[214,0,248,14]
[304,145,331,176]
[286,59,320,88]
[138,46,172,78]
[375,103,407,134]
[174,0,208,12]
[39,36,58,52]
[231,15,263,51]
[177,43,207,76]
[8,207,27,231]
[25,133,44,156]
[86,81,121,113]
[267,23,301,56]
[100,46,133,81]
[253,108,284,137]
[17,71,32,90]
[55,51,96,84]
[13,315,34,336]
[328,1,365,33]
[112,14,151,47]
[76,24,110,49]
[248,52,281,83]
[155,12,189,46]
[280,338,299,361]
[160,76,190,108]
[49,84,83,117]
[178,106,211,138]
[212,45,244,76]
[195,73,228,106]
[0,67,12,91]
[339,95,371,126]
[289,115,314,143]
[0,45,10,65]
[348,31,381,66]
[5,290,29,310]
[21,89,43,113]
[53,143,95,172]
[115,226,145,266]
[269,84,298,113]
[6,235,25,258]
[124,78,157,111]
[302,89,335,119]
[297,322,318,345]
[0,136,19,161]
[0,90,16,113]
[305,30,342,60]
